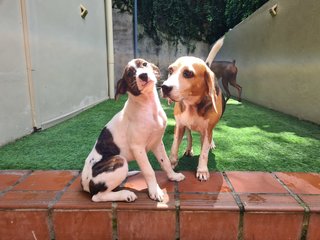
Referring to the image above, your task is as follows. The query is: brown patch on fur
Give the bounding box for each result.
[179,101,186,113]
[115,59,161,99]
[92,155,125,178]
[196,95,213,117]
[89,180,108,196]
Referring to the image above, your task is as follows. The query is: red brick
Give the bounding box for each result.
[53,210,113,240]
[180,211,239,240]
[276,172,320,194]
[178,171,231,193]
[0,211,50,240]
[0,170,30,191]
[13,170,78,191]
[0,190,57,209]
[307,213,320,240]
[117,210,176,240]
[243,212,304,240]
[180,192,238,211]
[226,172,287,193]
[239,193,304,212]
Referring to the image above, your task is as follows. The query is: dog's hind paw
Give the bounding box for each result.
[196,169,210,181]
[122,190,137,202]
[184,149,194,157]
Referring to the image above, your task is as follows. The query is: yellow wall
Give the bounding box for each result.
[216,0,320,124]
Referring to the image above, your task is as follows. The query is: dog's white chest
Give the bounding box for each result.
[178,108,207,132]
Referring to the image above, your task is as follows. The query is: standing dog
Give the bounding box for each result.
[209,60,242,102]
[161,38,225,181]
[81,59,185,202]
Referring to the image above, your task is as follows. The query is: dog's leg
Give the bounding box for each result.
[222,78,231,101]
[131,146,164,201]
[92,190,137,202]
[91,156,137,202]
[169,124,186,168]
[196,130,212,181]
[230,80,242,102]
[184,128,193,156]
[152,141,185,182]
[236,84,242,102]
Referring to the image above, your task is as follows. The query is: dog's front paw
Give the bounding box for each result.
[168,172,185,182]
[196,167,210,181]
[148,184,164,202]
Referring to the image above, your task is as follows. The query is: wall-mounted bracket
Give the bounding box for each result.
[80,4,88,19]
[269,4,278,17]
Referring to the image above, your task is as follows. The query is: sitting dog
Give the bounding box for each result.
[81,59,185,202]
[208,60,242,102]
[161,38,225,181]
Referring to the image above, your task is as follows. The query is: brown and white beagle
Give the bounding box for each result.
[161,38,225,181]
[81,59,185,202]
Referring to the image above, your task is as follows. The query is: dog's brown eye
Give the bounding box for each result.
[183,70,194,78]
[127,70,134,78]
[142,62,147,67]
[168,67,173,76]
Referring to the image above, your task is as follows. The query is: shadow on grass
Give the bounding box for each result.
[222,99,320,140]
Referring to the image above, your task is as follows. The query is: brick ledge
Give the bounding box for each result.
[0,170,320,240]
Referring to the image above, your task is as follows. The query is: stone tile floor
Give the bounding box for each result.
[0,170,319,240]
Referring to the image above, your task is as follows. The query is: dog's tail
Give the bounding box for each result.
[205,36,225,67]
[127,170,140,177]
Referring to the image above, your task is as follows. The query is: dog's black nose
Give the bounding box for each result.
[161,85,173,96]
[139,73,148,82]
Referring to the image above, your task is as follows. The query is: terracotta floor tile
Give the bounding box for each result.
[239,193,304,212]
[66,175,82,192]
[180,211,239,240]
[53,210,113,240]
[123,171,175,193]
[307,213,320,240]
[0,210,50,240]
[117,210,176,240]
[178,171,231,193]
[0,170,30,191]
[299,195,320,212]
[116,192,175,210]
[180,192,238,211]
[13,170,78,191]
[54,191,112,209]
[0,191,57,209]
[243,212,304,240]
[276,172,320,194]
[226,171,287,193]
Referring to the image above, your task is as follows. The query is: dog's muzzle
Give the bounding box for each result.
[161,85,173,97]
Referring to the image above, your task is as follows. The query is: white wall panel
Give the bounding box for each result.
[0,1,33,146]
[26,0,109,127]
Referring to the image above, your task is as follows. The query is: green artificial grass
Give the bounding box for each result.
[0,96,319,172]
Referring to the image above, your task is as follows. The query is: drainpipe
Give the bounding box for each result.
[20,0,40,130]
[105,0,115,99]
[133,0,138,58]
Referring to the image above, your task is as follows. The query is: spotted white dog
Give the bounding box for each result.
[81,59,185,202]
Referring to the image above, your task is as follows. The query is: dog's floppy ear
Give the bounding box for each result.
[151,63,161,81]
[204,68,218,113]
[115,78,127,100]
